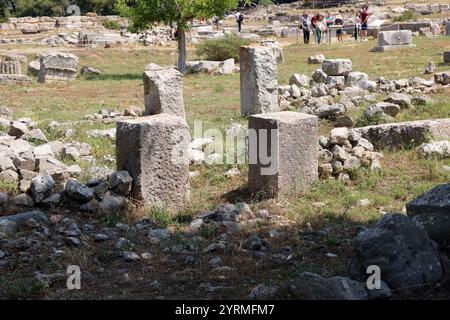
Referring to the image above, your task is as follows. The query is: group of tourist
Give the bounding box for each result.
[300,5,370,45]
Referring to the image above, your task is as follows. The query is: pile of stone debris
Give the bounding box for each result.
[318,127,382,181]
[0,109,115,206]
[277,56,450,126]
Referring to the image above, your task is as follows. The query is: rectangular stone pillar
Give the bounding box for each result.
[0,61,21,74]
[38,52,78,83]
[143,64,185,118]
[248,111,318,197]
[116,115,190,209]
[240,46,279,116]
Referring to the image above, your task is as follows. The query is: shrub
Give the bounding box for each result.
[393,10,416,22]
[196,34,251,62]
[148,206,172,228]
[102,19,121,30]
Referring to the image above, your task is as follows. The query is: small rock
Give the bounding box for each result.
[109,171,133,196]
[123,251,141,262]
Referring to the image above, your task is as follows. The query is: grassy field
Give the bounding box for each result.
[1,36,449,226]
[1,18,450,301]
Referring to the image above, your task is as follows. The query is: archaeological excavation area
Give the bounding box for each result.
[0,0,450,302]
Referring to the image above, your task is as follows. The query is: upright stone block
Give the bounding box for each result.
[372,30,416,52]
[143,64,185,118]
[248,111,318,197]
[0,61,21,74]
[116,115,190,209]
[38,52,78,83]
[240,46,279,116]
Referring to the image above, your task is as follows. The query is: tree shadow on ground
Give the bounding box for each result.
[83,74,143,81]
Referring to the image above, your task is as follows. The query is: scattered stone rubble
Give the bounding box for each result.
[318,127,382,181]
[0,116,98,195]
[277,58,450,126]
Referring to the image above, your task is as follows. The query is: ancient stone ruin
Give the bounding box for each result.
[240,46,279,116]
[143,64,185,118]
[248,111,318,197]
[0,59,32,85]
[38,52,79,83]
[371,30,416,52]
[116,115,190,209]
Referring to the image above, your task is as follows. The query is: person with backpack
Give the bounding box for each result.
[300,11,311,44]
[236,11,244,33]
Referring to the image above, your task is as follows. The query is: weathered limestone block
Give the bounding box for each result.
[38,52,78,83]
[116,115,190,209]
[240,46,279,116]
[378,30,413,46]
[0,61,21,74]
[372,30,416,52]
[0,74,32,85]
[353,118,450,149]
[143,64,185,118]
[322,59,353,76]
[260,39,285,63]
[248,111,318,197]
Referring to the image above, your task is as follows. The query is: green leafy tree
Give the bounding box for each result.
[117,0,238,74]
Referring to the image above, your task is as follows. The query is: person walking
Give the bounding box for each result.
[353,12,361,41]
[236,11,244,33]
[360,5,369,41]
[301,11,311,44]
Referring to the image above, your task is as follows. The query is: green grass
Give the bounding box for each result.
[0,36,449,229]
[393,10,417,22]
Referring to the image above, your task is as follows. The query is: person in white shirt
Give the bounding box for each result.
[353,12,361,41]
[235,11,244,32]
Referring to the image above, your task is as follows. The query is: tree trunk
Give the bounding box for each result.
[177,27,186,74]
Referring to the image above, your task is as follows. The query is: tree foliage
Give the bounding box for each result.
[0,0,117,18]
[117,0,238,31]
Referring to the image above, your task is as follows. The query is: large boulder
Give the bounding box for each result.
[406,184,450,244]
[286,272,369,300]
[350,214,445,291]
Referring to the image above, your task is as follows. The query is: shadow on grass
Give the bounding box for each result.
[83,74,142,81]
[221,186,253,203]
